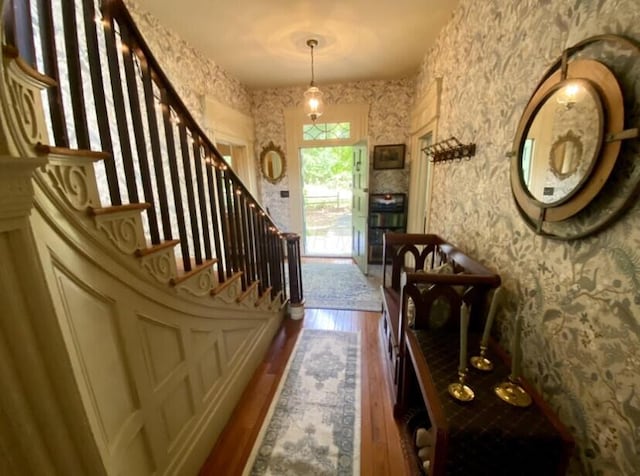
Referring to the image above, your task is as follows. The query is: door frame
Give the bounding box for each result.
[299,145,355,257]
[407,79,441,234]
[284,103,369,253]
[203,97,258,196]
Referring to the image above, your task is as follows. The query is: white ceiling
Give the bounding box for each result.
[134,0,458,90]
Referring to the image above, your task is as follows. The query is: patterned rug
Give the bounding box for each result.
[243,329,361,476]
[301,261,382,311]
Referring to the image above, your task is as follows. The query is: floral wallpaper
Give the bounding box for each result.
[123,0,252,126]
[251,79,414,231]
[416,0,640,474]
[72,0,640,473]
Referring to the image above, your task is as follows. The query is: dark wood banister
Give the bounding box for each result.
[101,0,271,222]
[2,0,304,306]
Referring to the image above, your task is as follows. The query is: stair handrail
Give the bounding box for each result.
[101,0,267,219]
[2,0,297,303]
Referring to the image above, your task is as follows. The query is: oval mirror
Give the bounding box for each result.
[260,141,286,184]
[520,79,603,206]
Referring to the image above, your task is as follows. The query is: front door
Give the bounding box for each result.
[351,141,369,275]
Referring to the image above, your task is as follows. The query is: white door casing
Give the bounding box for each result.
[407,78,441,234]
[204,98,258,196]
[284,103,369,252]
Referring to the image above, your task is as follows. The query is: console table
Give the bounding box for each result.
[400,330,574,475]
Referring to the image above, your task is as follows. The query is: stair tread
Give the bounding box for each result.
[254,286,273,307]
[237,280,260,303]
[211,271,243,296]
[135,240,180,257]
[88,203,151,216]
[171,258,218,286]
[35,142,110,160]
[3,46,57,86]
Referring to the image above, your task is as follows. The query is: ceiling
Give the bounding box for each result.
[134,0,458,90]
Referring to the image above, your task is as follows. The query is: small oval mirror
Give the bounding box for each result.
[549,130,583,179]
[260,141,286,184]
[520,80,603,206]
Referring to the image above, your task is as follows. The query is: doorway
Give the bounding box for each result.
[300,146,353,257]
[407,79,440,235]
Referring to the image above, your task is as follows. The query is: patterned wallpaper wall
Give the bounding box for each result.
[416,0,640,474]
[124,0,252,126]
[123,1,413,234]
[251,79,414,231]
[99,1,639,473]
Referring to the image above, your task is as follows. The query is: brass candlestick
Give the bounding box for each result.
[470,344,494,371]
[448,369,475,402]
[494,377,532,407]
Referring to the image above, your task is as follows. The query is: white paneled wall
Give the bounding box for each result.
[32,205,280,475]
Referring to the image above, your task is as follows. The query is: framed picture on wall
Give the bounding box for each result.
[373,144,406,170]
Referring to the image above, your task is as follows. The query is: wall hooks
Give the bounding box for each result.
[422,137,476,163]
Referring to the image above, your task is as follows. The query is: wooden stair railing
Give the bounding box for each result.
[2,0,303,306]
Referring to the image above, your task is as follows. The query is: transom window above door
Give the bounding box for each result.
[303,122,351,141]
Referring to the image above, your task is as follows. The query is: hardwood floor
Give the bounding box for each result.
[199,308,411,475]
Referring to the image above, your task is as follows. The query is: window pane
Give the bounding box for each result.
[303,122,351,141]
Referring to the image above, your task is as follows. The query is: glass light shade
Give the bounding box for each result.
[304,85,324,121]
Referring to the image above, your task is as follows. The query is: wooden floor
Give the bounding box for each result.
[199,308,411,475]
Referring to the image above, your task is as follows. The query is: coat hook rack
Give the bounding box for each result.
[422,137,476,163]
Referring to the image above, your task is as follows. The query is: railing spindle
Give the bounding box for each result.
[35,0,69,147]
[267,227,277,295]
[206,160,226,281]
[120,24,160,244]
[6,0,36,66]
[82,0,121,204]
[241,195,255,283]
[141,62,171,240]
[279,236,287,300]
[60,0,90,149]
[276,233,285,298]
[258,214,270,292]
[222,171,238,275]
[250,210,261,292]
[178,123,202,265]
[245,200,257,285]
[232,184,248,289]
[102,17,139,203]
[275,232,284,295]
[161,90,190,271]
[192,142,213,261]
[2,0,17,49]
[214,163,233,278]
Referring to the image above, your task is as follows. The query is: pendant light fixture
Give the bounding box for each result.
[304,39,324,122]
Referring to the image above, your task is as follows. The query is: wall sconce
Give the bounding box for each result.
[422,137,476,163]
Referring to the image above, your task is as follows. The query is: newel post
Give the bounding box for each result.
[284,232,304,320]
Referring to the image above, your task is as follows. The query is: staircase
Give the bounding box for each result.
[0,1,301,474]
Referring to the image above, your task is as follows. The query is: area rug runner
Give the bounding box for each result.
[243,329,361,476]
[301,261,381,311]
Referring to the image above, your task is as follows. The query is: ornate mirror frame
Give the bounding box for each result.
[259,141,287,184]
[510,35,640,240]
[548,130,585,181]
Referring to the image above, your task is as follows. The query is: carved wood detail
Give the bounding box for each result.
[139,249,178,285]
[94,212,147,255]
